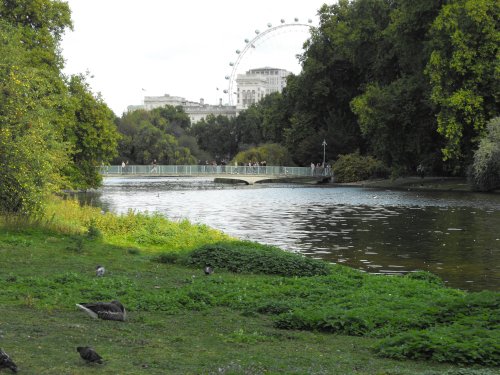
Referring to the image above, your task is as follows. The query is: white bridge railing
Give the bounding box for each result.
[99,165,333,178]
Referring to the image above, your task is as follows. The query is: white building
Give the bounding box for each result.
[236,67,292,110]
[127,94,237,124]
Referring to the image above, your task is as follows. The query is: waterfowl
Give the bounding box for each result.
[0,348,17,373]
[204,266,214,275]
[95,265,105,277]
[77,347,103,364]
[76,300,126,321]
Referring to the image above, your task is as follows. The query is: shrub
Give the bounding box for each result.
[332,153,388,183]
[469,117,500,191]
[185,241,330,277]
[232,143,293,166]
[373,324,500,366]
[405,271,444,286]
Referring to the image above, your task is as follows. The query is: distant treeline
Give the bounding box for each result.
[115,0,498,189]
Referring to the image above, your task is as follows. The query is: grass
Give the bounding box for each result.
[0,197,498,374]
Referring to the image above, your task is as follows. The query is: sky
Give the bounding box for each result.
[60,0,330,115]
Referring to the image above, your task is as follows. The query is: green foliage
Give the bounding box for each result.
[232,143,293,165]
[425,0,499,165]
[332,153,388,182]
[1,201,499,368]
[0,23,69,216]
[469,117,500,191]
[189,114,238,161]
[374,324,500,366]
[405,271,444,287]
[64,74,120,189]
[185,241,331,277]
[117,106,197,164]
[351,77,443,176]
[0,2,123,215]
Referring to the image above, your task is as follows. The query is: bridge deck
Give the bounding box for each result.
[100,165,333,185]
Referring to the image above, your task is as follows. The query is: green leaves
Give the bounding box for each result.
[469,117,500,191]
[117,106,197,165]
[0,2,122,215]
[426,0,499,164]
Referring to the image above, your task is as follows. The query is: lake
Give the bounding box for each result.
[83,177,500,291]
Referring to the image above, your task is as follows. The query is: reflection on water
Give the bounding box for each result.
[82,177,500,291]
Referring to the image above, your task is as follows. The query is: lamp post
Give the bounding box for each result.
[322,139,327,167]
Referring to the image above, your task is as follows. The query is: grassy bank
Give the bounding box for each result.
[335,176,500,193]
[0,198,498,374]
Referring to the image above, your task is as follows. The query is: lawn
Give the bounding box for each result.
[0,198,498,374]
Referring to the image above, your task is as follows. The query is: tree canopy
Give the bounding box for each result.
[0,0,119,216]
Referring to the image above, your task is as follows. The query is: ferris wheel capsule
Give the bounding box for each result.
[267,23,272,27]
[229,62,234,66]
[308,19,312,23]
[281,19,285,23]
[223,90,228,94]
[236,49,241,54]
[244,38,249,43]
[225,76,230,80]
[255,29,260,34]
[294,17,299,22]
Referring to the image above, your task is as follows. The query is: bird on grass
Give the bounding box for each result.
[95,265,105,277]
[76,300,126,321]
[204,266,214,275]
[77,347,103,364]
[0,348,17,373]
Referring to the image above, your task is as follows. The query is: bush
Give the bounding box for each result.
[469,117,500,191]
[232,143,293,166]
[185,241,330,277]
[332,153,388,183]
[374,324,500,366]
[405,271,444,286]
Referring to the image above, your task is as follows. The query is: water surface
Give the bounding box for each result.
[85,177,500,291]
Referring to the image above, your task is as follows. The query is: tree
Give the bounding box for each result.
[190,114,238,160]
[426,0,499,168]
[116,107,197,165]
[469,117,500,191]
[232,144,293,166]
[0,1,124,215]
[0,22,69,215]
[65,74,120,189]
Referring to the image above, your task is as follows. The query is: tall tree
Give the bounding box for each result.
[65,74,120,189]
[0,0,122,215]
[117,107,197,165]
[425,0,499,169]
[0,22,69,215]
[351,0,445,174]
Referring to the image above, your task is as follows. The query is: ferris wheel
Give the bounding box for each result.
[223,18,314,106]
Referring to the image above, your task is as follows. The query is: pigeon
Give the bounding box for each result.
[77,347,103,364]
[0,348,17,373]
[76,300,126,321]
[95,265,105,277]
[204,266,214,275]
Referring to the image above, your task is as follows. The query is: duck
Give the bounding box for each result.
[76,300,126,321]
[0,348,17,373]
[95,265,105,277]
[77,346,103,364]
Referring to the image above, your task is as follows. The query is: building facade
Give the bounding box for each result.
[127,94,237,124]
[236,67,292,110]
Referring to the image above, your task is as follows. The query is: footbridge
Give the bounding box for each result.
[100,165,333,185]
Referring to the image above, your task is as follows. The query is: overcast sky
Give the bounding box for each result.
[60,0,329,115]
